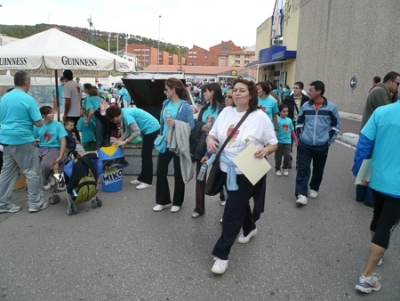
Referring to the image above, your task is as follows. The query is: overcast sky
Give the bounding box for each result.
[0,0,275,49]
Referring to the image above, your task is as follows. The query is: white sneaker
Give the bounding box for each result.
[238,228,258,244]
[309,189,318,198]
[136,183,152,190]
[296,194,308,207]
[211,257,229,274]
[275,170,282,176]
[377,257,383,267]
[219,217,223,223]
[282,169,289,176]
[191,212,200,218]
[43,184,51,191]
[153,204,165,212]
[220,200,226,206]
[130,179,142,185]
[49,176,56,187]
[170,206,181,213]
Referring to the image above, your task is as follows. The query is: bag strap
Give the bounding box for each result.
[215,110,251,160]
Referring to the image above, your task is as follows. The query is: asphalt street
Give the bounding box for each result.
[0,119,399,301]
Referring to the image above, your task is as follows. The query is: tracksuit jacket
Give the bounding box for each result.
[296,98,340,146]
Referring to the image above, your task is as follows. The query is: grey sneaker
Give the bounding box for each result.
[355,273,381,293]
[29,201,49,213]
[0,203,22,213]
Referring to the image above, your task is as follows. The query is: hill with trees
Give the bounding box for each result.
[0,24,186,56]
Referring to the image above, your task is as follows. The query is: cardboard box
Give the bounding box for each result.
[13,171,26,191]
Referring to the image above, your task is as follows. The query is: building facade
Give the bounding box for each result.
[247,0,400,115]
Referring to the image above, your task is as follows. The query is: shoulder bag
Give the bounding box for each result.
[205,110,251,196]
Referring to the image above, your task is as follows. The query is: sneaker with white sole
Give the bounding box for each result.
[0,203,21,213]
[282,169,289,176]
[220,200,226,206]
[153,204,166,212]
[219,217,223,223]
[309,189,318,198]
[296,194,308,207]
[211,257,229,274]
[377,257,383,267]
[355,273,381,293]
[29,201,49,213]
[136,183,152,190]
[275,170,282,176]
[170,205,181,213]
[130,179,142,185]
[43,184,51,191]
[191,212,200,218]
[238,228,258,244]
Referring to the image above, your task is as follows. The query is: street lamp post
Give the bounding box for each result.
[108,33,111,52]
[115,34,119,56]
[157,15,161,72]
[125,34,129,57]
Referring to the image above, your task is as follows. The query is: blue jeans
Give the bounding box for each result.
[95,118,111,150]
[295,140,329,197]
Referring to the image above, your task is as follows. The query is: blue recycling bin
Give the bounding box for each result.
[98,146,125,192]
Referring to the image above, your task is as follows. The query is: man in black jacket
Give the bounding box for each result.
[282,81,309,127]
[282,81,309,168]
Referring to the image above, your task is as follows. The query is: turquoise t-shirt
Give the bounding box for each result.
[52,84,64,107]
[122,108,160,135]
[201,105,219,125]
[277,116,294,144]
[118,88,131,101]
[361,102,400,197]
[162,101,182,135]
[85,95,102,121]
[258,95,278,121]
[34,120,68,148]
[76,116,95,143]
[0,89,42,145]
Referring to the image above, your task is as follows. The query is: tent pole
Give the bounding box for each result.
[54,70,60,121]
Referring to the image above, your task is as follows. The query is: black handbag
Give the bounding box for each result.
[205,111,250,196]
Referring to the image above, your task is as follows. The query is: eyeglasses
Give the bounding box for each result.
[393,81,400,86]
[226,95,233,99]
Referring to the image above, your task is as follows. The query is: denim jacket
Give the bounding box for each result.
[159,99,194,134]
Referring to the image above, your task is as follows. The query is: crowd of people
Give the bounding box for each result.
[0,70,398,295]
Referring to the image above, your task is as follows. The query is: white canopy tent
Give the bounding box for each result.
[0,28,136,118]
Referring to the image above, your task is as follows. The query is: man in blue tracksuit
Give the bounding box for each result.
[294,80,340,207]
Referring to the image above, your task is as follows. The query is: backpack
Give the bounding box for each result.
[97,100,110,116]
[74,169,97,203]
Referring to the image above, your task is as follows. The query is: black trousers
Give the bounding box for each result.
[212,172,266,260]
[68,116,81,143]
[137,130,158,185]
[155,149,185,206]
[295,140,329,197]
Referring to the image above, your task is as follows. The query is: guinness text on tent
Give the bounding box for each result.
[61,56,97,67]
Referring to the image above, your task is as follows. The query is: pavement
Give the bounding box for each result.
[1,113,399,301]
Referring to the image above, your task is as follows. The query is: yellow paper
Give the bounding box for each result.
[232,143,271,185]
[355,159,371,185]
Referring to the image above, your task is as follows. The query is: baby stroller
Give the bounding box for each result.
[48,153,102,216]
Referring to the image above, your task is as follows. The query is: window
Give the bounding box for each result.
[235,55,240,58]
[235,60,240,64]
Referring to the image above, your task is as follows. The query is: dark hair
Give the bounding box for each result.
[63,70,73,80]
[64,118,75,126]
[383,71,400,83]
[309,80,325,96]
[373,76,381,84]
[59,76,65,81]
[205,83,225,110]
[278,103,288,112]
[40,105,53,116]
[88,87,98,96]
[267,80,276,90]
[294,81,304,89]
[14,70,30,87]
[117,84,123,89]
[256,81,271,95]
[165,77,190,101]
[83,83,92,91]
[105,106,122,121]
[232,77,258,112]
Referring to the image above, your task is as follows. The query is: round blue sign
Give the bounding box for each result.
[350,76,357,90]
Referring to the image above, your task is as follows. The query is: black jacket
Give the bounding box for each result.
[282,94,309,121]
